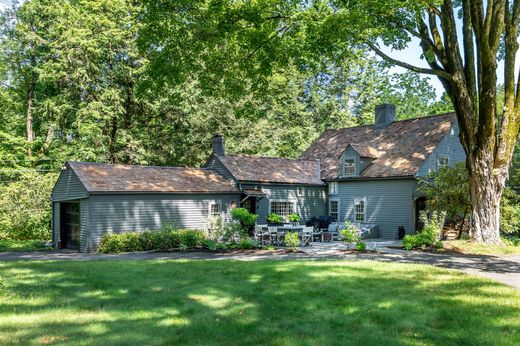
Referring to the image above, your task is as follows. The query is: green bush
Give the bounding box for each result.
[288,213,300,222]
[340,221,359,244]
[97,228,206,253]
[0,172,57,240]
[355,242,366,251]
[267,213,283,224]
[231,208,257,228]
[204,239,218,251]
[403,211,445,250]
[284,231,300,248]
[500,188,520,235]
[222,222,246,243]
[238,237,254,249]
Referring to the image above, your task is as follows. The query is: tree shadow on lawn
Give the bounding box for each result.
[1,260,520,345]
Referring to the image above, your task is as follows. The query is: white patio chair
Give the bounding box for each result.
[302,226,314,246]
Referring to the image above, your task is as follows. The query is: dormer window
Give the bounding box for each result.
[343,158,356,176]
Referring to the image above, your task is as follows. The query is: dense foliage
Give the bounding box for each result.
[97,228,206,253]
[0,172,56,240]
[403,212,445,251]
[418,163,471,231]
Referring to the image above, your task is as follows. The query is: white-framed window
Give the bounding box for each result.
[437,156,449,169]
[329,199,339,221]
[354,200,365,222]
[297,187,305,197]
[343,158,356,176]
[270,201,295,217]
[209,202,221,217]
[329,182,338,195]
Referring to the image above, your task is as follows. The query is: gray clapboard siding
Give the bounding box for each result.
[52,202,60,244]
[336,179,418,238]
[52,168,88,201]
[252,185,327,224]
[80,199,89,252]
[417,123,466,176]
[88,193,240,250]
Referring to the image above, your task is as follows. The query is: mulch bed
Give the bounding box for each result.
[339,249,381,254]
[388,246,464,256]
[158,248,306,255]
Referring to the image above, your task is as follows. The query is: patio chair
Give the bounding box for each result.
[254,225,270,246]
[301,226,314,246]
[312,226,324,242]
[268,226,279,246]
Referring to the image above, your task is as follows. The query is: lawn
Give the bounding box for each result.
[1,260,520,345]
[443,239,520,256]
[0,239,51,252]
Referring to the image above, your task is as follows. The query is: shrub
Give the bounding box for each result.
[0,172,57,240]
[97,228,206,253]
[340,221,359,244]
[205,216,225,241]
[222,222,246,243]
[205,239,218,251]
[402,211,445,250]
[355,242,366,251]
[288,213,300,222]
[238,237,254,249]
[434,241,444,249]
[267,213,283,224]
[500,188,520,235]
[231,208,257,228]
[284,231,300,248]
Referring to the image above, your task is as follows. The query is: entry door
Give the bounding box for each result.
[60,202,80,249]
[241,197,257,214]
[415,197,427,232]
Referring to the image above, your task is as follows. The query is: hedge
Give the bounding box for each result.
[98,228,206,253]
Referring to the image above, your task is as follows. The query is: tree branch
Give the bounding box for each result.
[366,42,452,80]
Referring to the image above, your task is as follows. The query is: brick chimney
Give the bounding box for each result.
[212,134,225,156]
[374,104,396,130]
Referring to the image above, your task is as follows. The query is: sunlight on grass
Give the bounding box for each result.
[0,260,520,345]
[444,240,520,255]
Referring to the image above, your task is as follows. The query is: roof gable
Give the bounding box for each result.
[67,162,239,193]
[300,113,457,179]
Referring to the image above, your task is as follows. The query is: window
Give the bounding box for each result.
[329,200,339,221]
[437,156,449,169]
[270,201,295,216]
[343,158,356,176]
[354,200,365,222]
[329,182,338,195]
[297,187,304,197]
[209,202,221,217]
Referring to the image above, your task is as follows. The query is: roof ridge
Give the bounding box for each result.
[326,112,455,133]
[223,154,319,163]
[69,161,214,171]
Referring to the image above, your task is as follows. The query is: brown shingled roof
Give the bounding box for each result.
[68,162,239,193]
[217,155,324,185]
[300,113,457,180]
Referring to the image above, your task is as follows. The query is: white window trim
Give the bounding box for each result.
[209,200,222,217]
[343,158,356,177]
[354,198,366,223]
[269,200,296,216]
[329,198,340,221]
[329,182,338,195]
[296,187,305,197]
[437,156,450,169]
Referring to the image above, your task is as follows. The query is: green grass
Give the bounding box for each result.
[1,260,520,345]
[444,239,520,255]
[0,239,51,252]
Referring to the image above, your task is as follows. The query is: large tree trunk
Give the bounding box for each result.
[26,81,35,156]
[467,150,504,244]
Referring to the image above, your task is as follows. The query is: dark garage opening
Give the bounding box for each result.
[60,202,80,250]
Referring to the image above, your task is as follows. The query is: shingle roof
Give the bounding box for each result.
[347,144,379,159]
[300,113,457,180]
[217,155,325,185]
[67,162,239,193]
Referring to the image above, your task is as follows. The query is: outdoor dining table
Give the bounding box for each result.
[276,225,305,246]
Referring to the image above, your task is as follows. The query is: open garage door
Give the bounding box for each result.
[60,202,80,250]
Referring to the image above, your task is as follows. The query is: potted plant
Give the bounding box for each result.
[287,213,300,226]
[267,213,284,226]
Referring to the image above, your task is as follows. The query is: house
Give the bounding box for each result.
[51,104,465,252]
[299,104,465,238]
